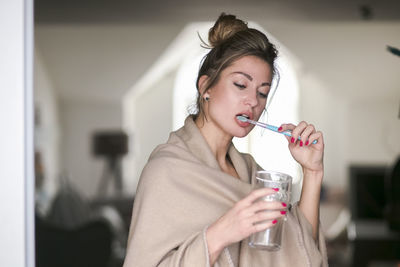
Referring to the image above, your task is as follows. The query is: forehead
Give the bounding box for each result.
[224,55,272,80]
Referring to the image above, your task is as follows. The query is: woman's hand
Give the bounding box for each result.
[206,188,286,264]
[278,121,324,173]
[279,121,324,240]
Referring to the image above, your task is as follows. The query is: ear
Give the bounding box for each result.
[197,75,210,96]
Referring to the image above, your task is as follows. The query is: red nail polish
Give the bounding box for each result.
[282,202,287,207]
[300,141,303,147]
[305,140,309,146]
[272,220,278,224]
[278,127,283,131]
[291,137,295,143]
[280,211,286,215]
[273,188,279,192]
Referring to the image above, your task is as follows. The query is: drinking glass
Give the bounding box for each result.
[248,170,292,251]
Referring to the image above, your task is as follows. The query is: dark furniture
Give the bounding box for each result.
[348,164,400,266]
[35,214,113,267]
[90,196,134,233]
[348,219,400,267]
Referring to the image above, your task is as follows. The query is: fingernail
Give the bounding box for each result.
[291,137,295,143]
[273,188,279,192]
[278,127,283,131]
[300,141,303,147]
[272,220,278,224]
[282,202,287,207]
[305,140,309,146]
[280,211,286,215]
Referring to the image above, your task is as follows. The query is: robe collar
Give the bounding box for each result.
[177,116,252,184]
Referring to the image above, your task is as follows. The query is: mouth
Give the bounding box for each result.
[236,113,252,127]
[236,112,253,120]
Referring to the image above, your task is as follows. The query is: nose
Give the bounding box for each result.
[244,90,258,107]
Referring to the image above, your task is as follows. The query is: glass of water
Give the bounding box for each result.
[248,170,292,251]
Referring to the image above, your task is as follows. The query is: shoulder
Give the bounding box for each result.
[136,135,198,187]
[148,133,193,164]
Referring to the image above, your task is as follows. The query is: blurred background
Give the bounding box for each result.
[33,0,400,266]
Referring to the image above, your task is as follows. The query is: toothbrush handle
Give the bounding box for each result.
[254,120,318,144]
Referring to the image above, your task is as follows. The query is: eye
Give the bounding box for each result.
[234,82,246,89]
[258,91,268,99]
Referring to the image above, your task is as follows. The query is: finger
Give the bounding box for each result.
[240,188,278,207]
[249,200,287,214]
[250,216,286,235]
[278,123,296,143]
[251,221,276,234]
[250,210,285,226]
[307,131,324,147]
[278,123,296,132]
[300,124,315,146]
[291,121,308,144]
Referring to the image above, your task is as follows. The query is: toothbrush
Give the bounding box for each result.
[236,115,317,144]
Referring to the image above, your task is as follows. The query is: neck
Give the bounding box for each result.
[195,115,232,166]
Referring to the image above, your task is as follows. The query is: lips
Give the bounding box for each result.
[236,112,253,127]
[236,112,253,120]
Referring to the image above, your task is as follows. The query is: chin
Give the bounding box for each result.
[233,129,250,138]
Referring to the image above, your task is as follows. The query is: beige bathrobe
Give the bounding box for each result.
[124,116,328,267]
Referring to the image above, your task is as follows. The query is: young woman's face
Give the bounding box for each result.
[202,55,273,138]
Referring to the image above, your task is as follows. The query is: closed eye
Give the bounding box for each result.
[234,82,246,89]
[258,91,268,99]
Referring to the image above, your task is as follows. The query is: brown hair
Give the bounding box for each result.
[193,13,279,120]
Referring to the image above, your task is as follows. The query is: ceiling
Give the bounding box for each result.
[35,0,400,24]
[34,0,400,103]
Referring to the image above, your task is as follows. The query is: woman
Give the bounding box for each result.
[124,13,328,267]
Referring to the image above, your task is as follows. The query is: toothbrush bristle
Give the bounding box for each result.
[237,115,248,122]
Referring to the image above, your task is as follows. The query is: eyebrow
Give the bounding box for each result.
[232,71,271,87]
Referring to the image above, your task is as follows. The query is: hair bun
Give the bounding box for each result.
[208,13,248,47]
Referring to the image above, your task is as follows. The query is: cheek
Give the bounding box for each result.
[210,101,232,118]
[211,89,238,112]
[254,105,266,120]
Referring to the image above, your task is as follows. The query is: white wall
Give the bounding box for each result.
[278,22,400,189]
[60,99,122,198]
[0,0,34,266]
[34,48,61,209]
[34,36,125,202]
[123,71,175,194]
[346,98,400,164]
[299,72,349,188]
[295,66,399,190]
